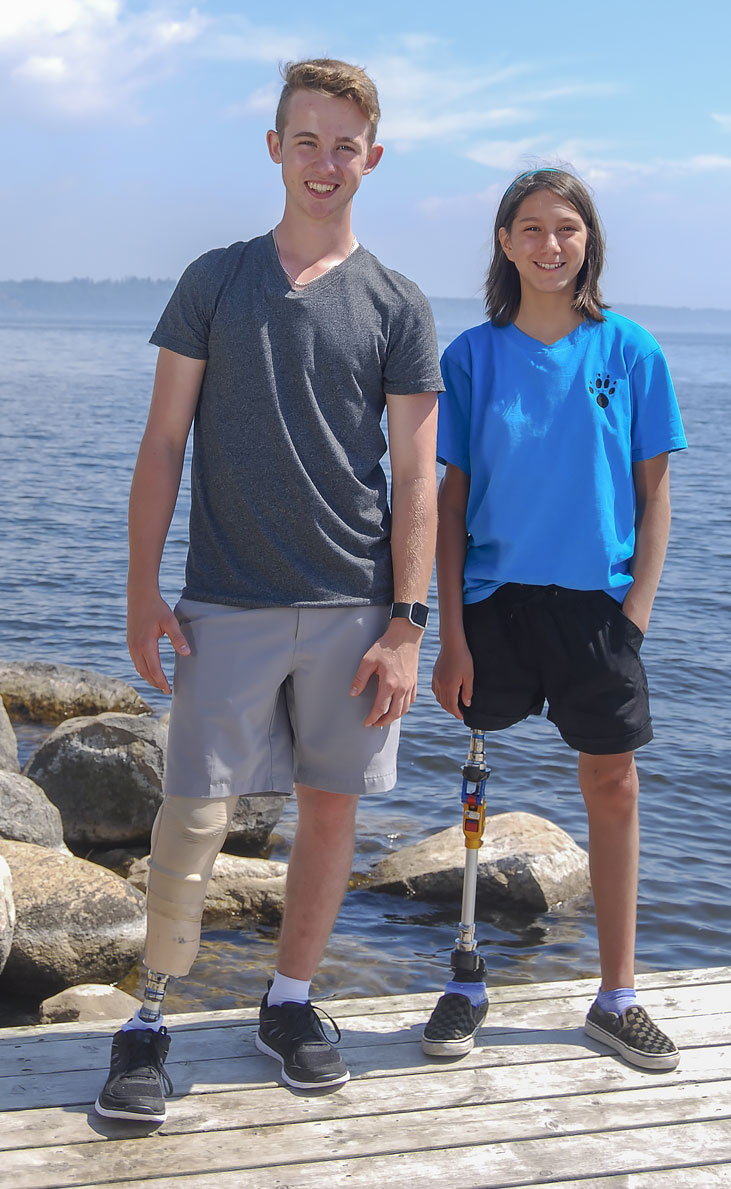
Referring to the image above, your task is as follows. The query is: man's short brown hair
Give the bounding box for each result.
[275,58,380,144]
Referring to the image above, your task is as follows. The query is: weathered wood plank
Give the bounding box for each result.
[1,969,728,1189]
[549,1172,731,1188]
[0,1009,727,1116]
[0,1041,728,1152]
[3,1082,731,1188]
[58,1121,731,1189]
[0,1013,727,1115]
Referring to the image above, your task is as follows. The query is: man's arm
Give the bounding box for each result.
[622,452,671,635]
[127,347,206,693]
[349,391,438,727]
[431,463,473,720]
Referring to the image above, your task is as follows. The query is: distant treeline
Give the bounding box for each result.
[0,278,176,321]
[1,279,730,334]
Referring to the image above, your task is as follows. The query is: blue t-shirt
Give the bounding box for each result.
[437,312,687,604]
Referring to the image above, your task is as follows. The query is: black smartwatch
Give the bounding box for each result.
[390,601,430,630]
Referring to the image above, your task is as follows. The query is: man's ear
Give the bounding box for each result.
[266,129,282,164]
[362,142,384,176]
[498,226,513,260]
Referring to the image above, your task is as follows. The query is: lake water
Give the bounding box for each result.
[0,306,728,1015]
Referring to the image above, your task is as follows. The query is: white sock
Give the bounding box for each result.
[267,972,311,1007]
[121,1008,166,1033]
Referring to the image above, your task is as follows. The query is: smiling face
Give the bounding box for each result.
[266,88,383,224]
[498,189,588,301]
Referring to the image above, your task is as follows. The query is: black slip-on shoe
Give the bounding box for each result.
[584,1001,680,1071]
[421,992,489,1057]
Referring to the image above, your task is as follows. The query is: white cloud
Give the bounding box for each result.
[363,48,621,154]
[0,0,208,122]
[202,18,309,64]
[711,113,731,132]
[228,83,280,120]
[0,1,119,41]
[13,54,68,81]
[465,138,544,170]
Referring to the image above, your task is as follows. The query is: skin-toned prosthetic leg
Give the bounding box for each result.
[143,794,239,987]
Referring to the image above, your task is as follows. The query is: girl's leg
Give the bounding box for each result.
[578,750,639,990]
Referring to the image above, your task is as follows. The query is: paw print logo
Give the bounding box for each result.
[589,374,616,408]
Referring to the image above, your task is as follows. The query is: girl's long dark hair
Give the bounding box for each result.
[486,168,609,326]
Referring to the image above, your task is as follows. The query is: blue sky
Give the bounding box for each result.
[2,0,730,307]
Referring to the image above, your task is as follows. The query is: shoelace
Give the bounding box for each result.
[124,1029,174,1095]
[276,1001,343,1047]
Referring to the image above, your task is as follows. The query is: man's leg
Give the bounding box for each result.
[276,784,359,979]
[256,784,357,1089]
[580,750,679,1070]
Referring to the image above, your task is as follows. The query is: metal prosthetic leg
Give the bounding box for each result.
[450,728,490,987]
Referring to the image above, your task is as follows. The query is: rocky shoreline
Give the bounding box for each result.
[0,659,590,1026]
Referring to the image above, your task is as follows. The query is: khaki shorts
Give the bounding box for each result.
[164,601,399,798]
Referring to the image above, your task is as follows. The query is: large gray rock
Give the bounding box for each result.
[0,770,67,851]
[39,983,140,1024]
[368,812,591,912]
[25,713,168,849]
[127,852,287,924]
[0,839,146,996]
[0,660,152,724]
[226,795,287,855]
[0,698,19,772]
[0,855,14,976]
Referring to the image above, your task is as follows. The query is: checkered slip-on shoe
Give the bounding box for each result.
[421,992,489,1057]
[584,1002,680,1071]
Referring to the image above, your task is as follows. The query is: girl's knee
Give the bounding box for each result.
[579,752,638,809]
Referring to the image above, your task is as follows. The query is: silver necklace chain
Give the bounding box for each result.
[273,231,358,289]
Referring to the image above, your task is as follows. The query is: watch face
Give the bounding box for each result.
[391,601,429,628]
[409,602,429,629]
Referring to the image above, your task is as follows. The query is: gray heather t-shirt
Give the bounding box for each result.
[150,233,442,608]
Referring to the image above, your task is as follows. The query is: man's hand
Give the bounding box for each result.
[350,619,423,726]
[432,640,474,721]
[127,592,190,694]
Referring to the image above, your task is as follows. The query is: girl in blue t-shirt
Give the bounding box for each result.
[422,168,686,1071]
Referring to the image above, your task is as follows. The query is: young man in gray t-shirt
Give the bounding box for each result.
[95,58,442,1122]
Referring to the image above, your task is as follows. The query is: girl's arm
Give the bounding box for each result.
[432,463,473,720]
[622,452,671,635]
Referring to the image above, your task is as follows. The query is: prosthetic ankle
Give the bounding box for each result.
[140,970,171,1022]
[445,950,488,1006]
[121,970,171,1033]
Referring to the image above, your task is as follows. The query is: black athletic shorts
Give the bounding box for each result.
[460,584,653,756]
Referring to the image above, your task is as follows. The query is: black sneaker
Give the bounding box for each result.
[95,1027,173,1122]
[584,1002,680,1071]
[421,992,489,1056]
[256,993,350,1089]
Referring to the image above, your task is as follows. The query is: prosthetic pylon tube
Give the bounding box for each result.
[450,729,490,983]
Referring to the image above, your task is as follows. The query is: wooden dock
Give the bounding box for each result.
[1,966,729,1188]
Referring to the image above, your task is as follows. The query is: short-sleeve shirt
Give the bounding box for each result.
[151,234,442,608]
[437,312,687,603]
